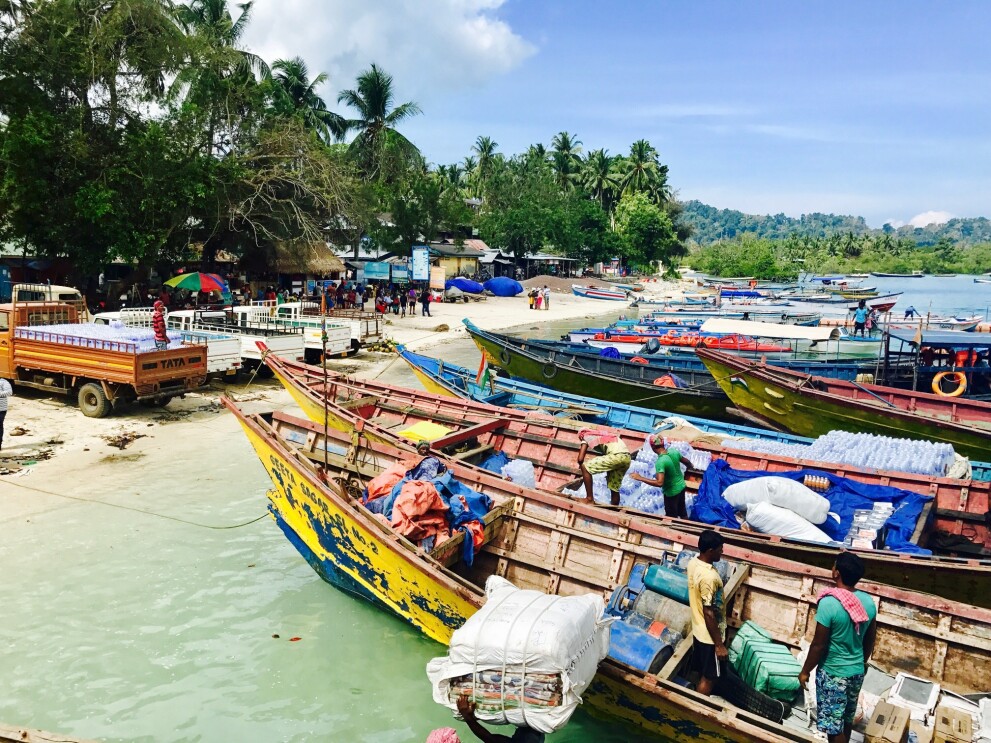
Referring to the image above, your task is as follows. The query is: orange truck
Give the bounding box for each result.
[0,298,207,417]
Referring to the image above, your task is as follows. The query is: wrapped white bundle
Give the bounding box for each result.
[745,502,833,544]
[723,477,831,525]
[426,576,612,733]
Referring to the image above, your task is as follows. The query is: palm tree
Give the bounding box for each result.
[174,0,270,153]
[337,63,422,181]
[472,135,498,181]
[581,149,620,211]
[550,131,582,191]
[270,57,344,143]
[621,139,670,203]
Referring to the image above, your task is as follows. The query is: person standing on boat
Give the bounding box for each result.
[798,552,877,743]
[628,435,689,519]
[688,529,727,697]
[576,430,631,506]
[852,300,868,338]
[904,306,917,320]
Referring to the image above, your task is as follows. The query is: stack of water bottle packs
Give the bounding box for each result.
[843,502,895,550]
[727,430,959,478]
[728,620,802,703]
[560,436,709,516]
[14,322,185,352]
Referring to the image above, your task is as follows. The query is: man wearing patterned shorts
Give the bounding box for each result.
[799,552,877,743]
[576,430,631,506]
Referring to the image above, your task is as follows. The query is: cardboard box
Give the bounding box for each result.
[865,701,911,743]
[909,719,933,743]
[933,704,973,743]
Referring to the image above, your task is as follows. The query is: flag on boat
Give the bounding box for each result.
[476,355,491,388]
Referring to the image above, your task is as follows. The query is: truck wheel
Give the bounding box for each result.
[256,365,274,379]
[304,348,321,364]
[348,339,361,356]
[78,383,112,418]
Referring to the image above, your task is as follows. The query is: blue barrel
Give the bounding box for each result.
[607,620,675,674]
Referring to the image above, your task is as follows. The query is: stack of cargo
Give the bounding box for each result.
[728,620,802,703]
[427,576,611,734]
[844,503,895,550]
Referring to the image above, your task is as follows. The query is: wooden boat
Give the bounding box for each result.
[0,725,96,743]
[265,351,991,603]
[571,285,629,301]
[397,346,991,483]
[581,332,794,355]
[975,278,991,285]
[226,400,991,742]
[462,319,732,420]
[871,271,924,278]
[697,348,991,460]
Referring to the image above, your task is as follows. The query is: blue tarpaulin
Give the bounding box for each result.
[693,460,932,555]
[446,277,484,294]
[482,276,524,296]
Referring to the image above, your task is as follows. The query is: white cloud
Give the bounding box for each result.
[242,0,534,106]
[884,219,906,229]
[908,210,955,228]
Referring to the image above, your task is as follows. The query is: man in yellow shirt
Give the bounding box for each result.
[687,530,727,696]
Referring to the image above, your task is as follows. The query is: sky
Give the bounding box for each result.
[243,0,991,229]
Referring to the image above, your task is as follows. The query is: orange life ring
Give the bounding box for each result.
[932,371,967,397]
[653,375,677,388]
[630,356,649,364]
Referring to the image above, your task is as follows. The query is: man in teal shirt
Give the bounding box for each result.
[629,435,689,519]
[852,300,868,337]
[799,552,877,743]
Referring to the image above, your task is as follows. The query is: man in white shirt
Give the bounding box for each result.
[0,378,12,451]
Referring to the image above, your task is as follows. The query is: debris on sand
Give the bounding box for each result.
[10,426,28,437]
[102,429,148,450]
[433,324,450,332]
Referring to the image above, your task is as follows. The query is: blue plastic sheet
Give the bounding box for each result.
[694,460,932,555]
[482,277,524,296]
[598,347,622,359]
[478,451,511,474]
[445,277,484,294]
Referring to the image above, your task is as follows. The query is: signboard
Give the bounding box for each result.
[392,265,409,282]
[412,245,430,281]
[364,261,390,281]
[429,266,446,290]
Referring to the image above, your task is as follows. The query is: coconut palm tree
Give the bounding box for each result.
[270,57,344,143]
[472,135,499,183]
[337,63,422,181]
[581,149,620,211]
[621,139,670,204]
[550,131,582,191]
[174,0,270,153]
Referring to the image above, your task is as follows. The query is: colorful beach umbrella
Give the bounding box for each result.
[164,272,229,292]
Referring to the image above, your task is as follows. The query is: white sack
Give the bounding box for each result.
[724,477,830,524]
[426,575,611,733]
[745,502,833,544]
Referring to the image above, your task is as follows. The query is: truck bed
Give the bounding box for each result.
[13,327,207,393]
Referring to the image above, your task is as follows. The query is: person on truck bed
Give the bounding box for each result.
[152,301,169,350]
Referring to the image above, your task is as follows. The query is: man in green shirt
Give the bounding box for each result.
[798,552,877,743]
[629,435,689,519]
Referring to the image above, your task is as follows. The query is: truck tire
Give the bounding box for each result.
[304,348,321,364]
[78,383,112,418]
[348,339,361,356]
[256,365,274,379]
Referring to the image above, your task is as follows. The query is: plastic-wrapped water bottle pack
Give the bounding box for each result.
[726,430,958,477]
[501,459,536,489]
[14,322,185,352]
